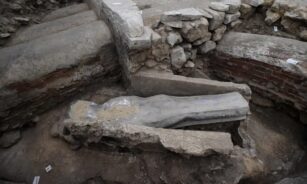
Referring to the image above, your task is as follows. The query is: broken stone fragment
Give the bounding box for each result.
[212,25,227,41]
[181,43,192,51]
[242,0,265,7]
[230,19,243,28]
[0,33,11,38]
[161,8,207,24]
[192,32,212,45]
[284,7,307,22]
[0,130,21,148]
[151,30,162,45]
[224,12,241,24]
[167,32,183,46]
[271,0,299,14]
[209,2,230,12]
[240,3,255,19]
[162,21,183,28]
[171,46,187,69]
[196,8,214,19]
[204,8,225,30]
[184,61,195,68]
[64,92,249,129]
[180,18,210,42]
[281,17,302,35]
[63,118,234,156]
[145,60,158,68]
[265,10,281,25]
[13,17,30,24]
[199,41,217,54]
[300,30,307,41]
[219,0,242,13]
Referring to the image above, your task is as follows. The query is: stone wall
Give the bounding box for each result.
[209,53,307,111]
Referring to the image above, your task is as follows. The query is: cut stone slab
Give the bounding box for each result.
[204,8,225,30]
[63,117,234,156]
[88,0,144,38]
[67,92,249,129]
[43,3,90,22]
[130,71,252,99]
[0,21,113,87]
[161,8,207,22]
[242,0,265,7]
[209,2,230,12]
[9,10,98,45]
[217,32,307,76]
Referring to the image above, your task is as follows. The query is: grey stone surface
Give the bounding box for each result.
[275,173,307,184]
[230,19,243,28]
[242,0,265,7]
[167,32,183,46]
[209,2,230,12]
[204,8,225,30]
[43,3,89,22]
[66,92,249,129]
[0,130,21,148]
[94,0,144,38]
[126,26,152,50]
[180,17,210,42]
[63,116,234,156]
[219,0,242,13]
[265,10,281,25]
[284,7,307,22]
[212,25,227,41]
[217,32,307,77]
[300,30,307,41]
[171,46,187,69]
[9,10,98,45]
[130,71,252,99]
[224,12,241,24]
[200,41,217,54]
[240,3,255,19]
[161,8,207,22]
[0,21,113,88]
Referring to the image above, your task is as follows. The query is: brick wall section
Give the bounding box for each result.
[208,53,307,112]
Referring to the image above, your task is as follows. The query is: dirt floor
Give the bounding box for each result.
[0,84,306,184]
[233,12,298,40]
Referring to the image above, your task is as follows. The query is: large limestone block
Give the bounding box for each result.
[130,71,252,99]
[43,3,89,22]
[9,10,98,45]
[217,32,307,76]
[66,92,249,128]
[0,21,113,88]
[63,118,234,156]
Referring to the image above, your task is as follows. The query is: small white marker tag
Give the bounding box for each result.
[33,176,40,184]
[274,26,278,32]
[112,2,122,5]
[45,165,52,173]
[286,58,300,65]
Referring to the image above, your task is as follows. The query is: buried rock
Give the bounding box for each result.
[0,130,21,148]
[66,92,249,128]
